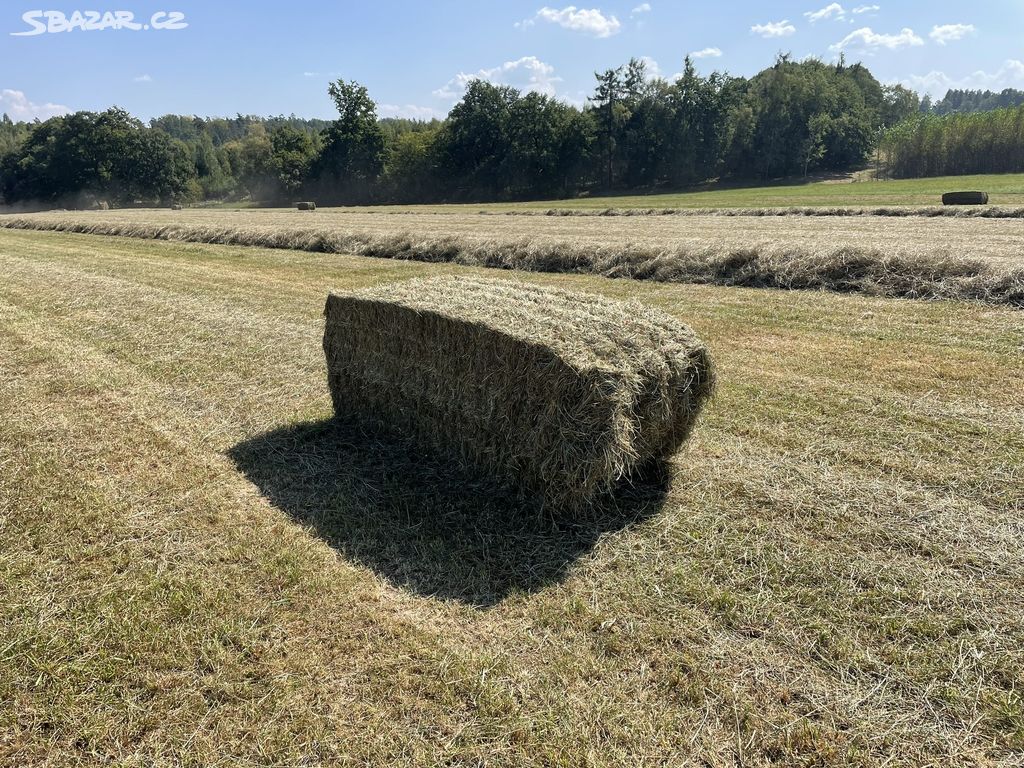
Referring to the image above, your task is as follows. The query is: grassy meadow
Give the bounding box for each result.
[1,227,1022,765]
[323,172,1024,212]
[127,172,1024,213]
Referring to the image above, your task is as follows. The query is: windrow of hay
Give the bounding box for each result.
[1,214,1021,307]
[322,276,715,512]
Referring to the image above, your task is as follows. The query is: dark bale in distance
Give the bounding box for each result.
[942,191,989,205]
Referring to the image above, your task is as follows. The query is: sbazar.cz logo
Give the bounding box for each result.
[11,9,188,35]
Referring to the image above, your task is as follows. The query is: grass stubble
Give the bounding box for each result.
[1,208,1022,308]
[0,228,1021,765]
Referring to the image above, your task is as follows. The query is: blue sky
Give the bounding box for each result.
[2,1,1023,122]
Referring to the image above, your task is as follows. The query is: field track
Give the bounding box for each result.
[1,227,1022,764]
[2,208,1022,306]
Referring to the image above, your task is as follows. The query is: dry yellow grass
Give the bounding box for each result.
[1,208,1022,306]
[1,227,1022,765]
[4,207,1024,267]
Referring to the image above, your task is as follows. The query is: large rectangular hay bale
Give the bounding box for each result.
[322,277,715,511]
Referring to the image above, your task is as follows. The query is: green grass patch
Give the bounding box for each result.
[352,172,1024,211]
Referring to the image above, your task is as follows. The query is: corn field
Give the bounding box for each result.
[882,105,1024,178]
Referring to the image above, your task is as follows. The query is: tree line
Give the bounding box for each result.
[923,88,1024,116]
[0,54,1013,209]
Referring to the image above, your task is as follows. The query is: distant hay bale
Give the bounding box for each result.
[170,203,183,211]
[942,191,989,206]
[322,276,715,511]
[297,201,317,211]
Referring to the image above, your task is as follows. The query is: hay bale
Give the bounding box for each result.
[170,203,183,211]
[942,191,989,205]
[322,276,715,511]
[297,201,317,211]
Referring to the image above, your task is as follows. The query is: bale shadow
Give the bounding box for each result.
[228,418,671,607]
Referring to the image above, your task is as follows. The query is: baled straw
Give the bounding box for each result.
[322,276,715,511]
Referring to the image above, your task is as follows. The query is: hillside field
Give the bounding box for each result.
[1,228,1021,765]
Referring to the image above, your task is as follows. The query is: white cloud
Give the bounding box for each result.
[378,104,442,120]
[690,47,723,59]
[517,6,621,37]
[631,2,651,14]
[563,90,590,108]
[133,74,152,83]
[636,55,661,78]
[751,20,796,38]
[901,60,1024,97]
[0,89,70,121]
[852,4,879,13]
[433,56,562,100]
[929,23,975,46]
[829,26,923,52]
[805,3,845,23]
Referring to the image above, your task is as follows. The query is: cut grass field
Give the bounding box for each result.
[3,208,1022,307]
[505,172,1024,210]
[1,228,1022,765]
[320,172,1024,212]
[6,207,1024,266]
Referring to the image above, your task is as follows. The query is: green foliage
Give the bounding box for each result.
[5,60,1015,209]
[437,80,518,196]
[592,66,625,188]
[150,113,330,145]
[435,81,593,200]
[270,126,317,199]
[881,84,920,128]
[221,127,274,200]
[379,117,444,142]
[382,130,439,202]
[311,79,387,203]
[740,56,880,179]
[930,88,1024,116]
[0,108,196,206]
[0,113,31,156]
[882,105,1024,178]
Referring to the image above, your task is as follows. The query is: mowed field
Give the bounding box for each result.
[2,207,1022,312]
[1,227,1022,765]
[303,172,1024,211]
[187,172,1024,212]
[5,207,1024,268]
